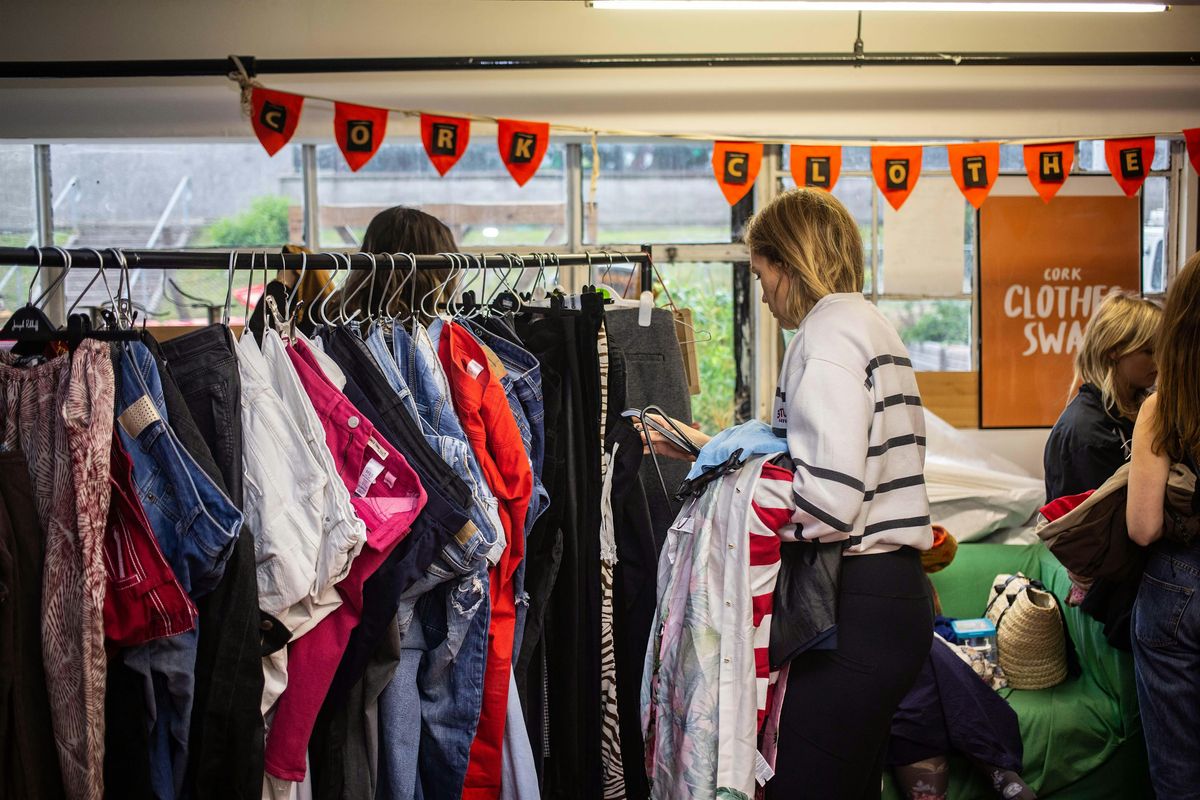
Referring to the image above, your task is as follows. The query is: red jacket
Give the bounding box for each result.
[440,321,532,799]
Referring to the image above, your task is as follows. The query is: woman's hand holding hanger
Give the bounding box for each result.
[630,412,711,461]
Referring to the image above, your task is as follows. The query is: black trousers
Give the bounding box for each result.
[0,451,65,800]
[157,326,267,800]
[767,547,933,800]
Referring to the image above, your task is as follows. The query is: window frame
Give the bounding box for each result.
[3,135,1194,426]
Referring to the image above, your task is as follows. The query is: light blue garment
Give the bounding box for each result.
[375,321,500,800]
[686,419,788,481]
[499,668,541,800]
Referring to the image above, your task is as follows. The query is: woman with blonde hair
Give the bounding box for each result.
[1126,251,1200,797]
[644,188,934,797]
[1043,291,1162,502]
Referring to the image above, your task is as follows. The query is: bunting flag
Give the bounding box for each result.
[1104,137,1156,197]
[421,114,471,176]
[1186,128,1200,175]
[1023,142,1074,204]
[712,141,763,206]
[789,145,841,191]
[947,142,1000,209]
[871,146,922,211]
[250,88,304,157]
[334,102,389,172]
[498,119,550,186]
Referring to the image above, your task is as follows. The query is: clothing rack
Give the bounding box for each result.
[0,245,657,292]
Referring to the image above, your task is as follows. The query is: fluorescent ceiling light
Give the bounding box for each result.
[590,0,1168,11]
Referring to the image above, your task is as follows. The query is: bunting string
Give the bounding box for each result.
[229,66,1199,208]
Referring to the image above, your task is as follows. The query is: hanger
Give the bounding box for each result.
[2,247,59,354]
[594,252,640,309]
[1,246,140,348]
[241,250,260,326]
[285,248,308,319]
[418,253,457,321]
[222,249,240,327]
[341,252,377,326]
[387,252,417,330]
[66,248,119,318]
[489,253,524,315]
[623,405,703,501]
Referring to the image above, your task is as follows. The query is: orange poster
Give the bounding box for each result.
[980,195,1140,428]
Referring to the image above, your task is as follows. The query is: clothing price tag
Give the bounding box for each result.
[366,436,389,460]
[754,751,775,786]
[466,359,485,379]
[355,458,386,498]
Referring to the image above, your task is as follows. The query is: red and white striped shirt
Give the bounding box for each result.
[750,461,796,729]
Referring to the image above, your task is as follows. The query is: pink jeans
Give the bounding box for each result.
[263,338,426,782]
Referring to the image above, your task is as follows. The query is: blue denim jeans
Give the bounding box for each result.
[370,323,502,798]
[1132,538,1200,799]
[115,342,242,800]
[463,321,551,655]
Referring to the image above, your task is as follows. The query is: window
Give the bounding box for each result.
[584,142,733,244]
[315,142,568,249]
[656,262,735,432]
[48,143,303,323]
[0,145,36,315]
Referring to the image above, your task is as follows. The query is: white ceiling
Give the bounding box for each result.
[1,0,1197,139]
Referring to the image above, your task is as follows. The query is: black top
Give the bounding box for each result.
[1043,383,1135,502]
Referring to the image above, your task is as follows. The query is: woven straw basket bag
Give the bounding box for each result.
[984,573,1069,690]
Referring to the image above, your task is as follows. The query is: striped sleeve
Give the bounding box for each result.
[781,357,873,542]
[750,462,792,729]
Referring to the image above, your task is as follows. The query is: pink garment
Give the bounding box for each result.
[263,338,425,782]
[0,340,114,800]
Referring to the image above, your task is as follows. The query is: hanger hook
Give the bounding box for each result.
[316,252,340,326]
[25,245,43,305]
[286,249,307,317]
[223,249,239,326]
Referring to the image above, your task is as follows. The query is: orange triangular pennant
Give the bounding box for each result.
[1186,128,1200,175]
[790,145,842,191]
[250,88,303,157]
[712,142,762,206]
[497,119,550,187]
[871,146,923,211]
[947,142,1000,209]
[421,114,471,176]
[1105,137,1156,197]
[1023,142,1075,203]
[334,102,388,172]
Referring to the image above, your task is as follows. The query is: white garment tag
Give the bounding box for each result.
[366,436,389,460]
[466,359,485,379]
[755,751,775,786]
[355,458,386,498]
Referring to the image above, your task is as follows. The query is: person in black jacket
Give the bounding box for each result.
[1044,291,1162,502]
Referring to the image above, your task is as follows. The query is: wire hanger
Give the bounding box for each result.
[66,247,119,318]
[222,249,240,327]
[285,248,308,319]
[342,252,377,326]
[624,404,703,502]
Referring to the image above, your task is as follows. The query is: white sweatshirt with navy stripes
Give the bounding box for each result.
[772,292,934,555]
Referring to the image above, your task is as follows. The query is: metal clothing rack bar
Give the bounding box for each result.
[0,244,658,291]
[2,51,1198,79]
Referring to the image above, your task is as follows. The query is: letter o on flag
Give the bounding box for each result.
[886,159,909,190]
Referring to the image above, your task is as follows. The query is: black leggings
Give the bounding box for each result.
[767,547,933,800]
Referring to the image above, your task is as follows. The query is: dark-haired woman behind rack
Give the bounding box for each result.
[249,205,460,336]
